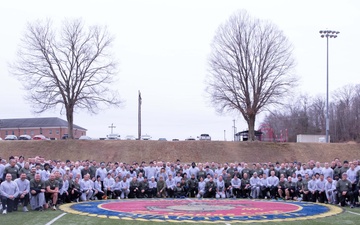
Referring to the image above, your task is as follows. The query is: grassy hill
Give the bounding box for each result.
[0,140,359,163]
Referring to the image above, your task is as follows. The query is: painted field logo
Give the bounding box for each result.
[60,199,342,223]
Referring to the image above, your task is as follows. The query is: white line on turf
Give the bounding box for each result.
[45,213,67,225]
[347,210,360,216]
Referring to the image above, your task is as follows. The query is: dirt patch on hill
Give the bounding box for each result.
[0,140,359,163]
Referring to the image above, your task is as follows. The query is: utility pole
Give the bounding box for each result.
[108,123,116,134]
[138,90,142,140]
[224,130,226,141]
[232,119,237,141]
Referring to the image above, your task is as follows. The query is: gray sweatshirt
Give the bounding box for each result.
[14,178,30,194]
[0,180,20,198]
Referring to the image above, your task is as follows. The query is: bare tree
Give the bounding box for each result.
[11,19,121,139]
[206,10,297,141]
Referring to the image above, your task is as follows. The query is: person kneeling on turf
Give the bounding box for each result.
[174,182,185,198]
[30,173,46,211]
[0,173,20,214]
[14,172,30,212]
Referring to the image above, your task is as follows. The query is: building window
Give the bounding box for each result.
[12,131,14,135]
[5,131,8,135]
[24,130,27,134]
[56,130,59,135]
[40,128,42,134]
[49,130,52,135]
[31,130,34,136]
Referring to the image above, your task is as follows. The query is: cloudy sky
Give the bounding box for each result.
[0,0,359,140]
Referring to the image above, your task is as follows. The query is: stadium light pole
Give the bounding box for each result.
[319,30,339,143]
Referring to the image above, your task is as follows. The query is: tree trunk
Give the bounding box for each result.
[66,107,74,139]
[248,114,256,141]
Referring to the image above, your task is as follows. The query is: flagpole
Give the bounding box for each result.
[138,90,142,140]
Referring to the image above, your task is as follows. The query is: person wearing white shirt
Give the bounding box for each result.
[250,172,260,199]
[215,166,223,177]
[196,177,206,198]
[166,174,176,198]
[259,174,268,199]
[120,177,130,199]
[216,175,226,199]
[346,163,357,188]
[145,162,157,180]
[14,172,30,212]
[315,174,326,203]
[103,173,115,198]
[95,163,107,182]
[267,171,279,199]
[322,163,334,180]
[112,177,122,199]
[80,174,93,201]
[312,162,323,176]
[94,176,105,200]
[308,175,317,202]
[325,176,337,204]
[231,176,241,198]
[148,176,157,198]
[1,173,20,214]
[40,163,51,182]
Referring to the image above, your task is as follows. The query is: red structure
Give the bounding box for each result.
[259,123,288,142]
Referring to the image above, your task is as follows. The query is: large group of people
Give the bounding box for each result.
[1,155,360,215]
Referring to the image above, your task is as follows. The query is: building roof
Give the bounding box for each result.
[0,117,86,130]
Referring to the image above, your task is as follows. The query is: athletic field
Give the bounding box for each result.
[1,199,359,225]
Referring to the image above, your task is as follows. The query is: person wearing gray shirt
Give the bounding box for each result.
[0,159,5,182]
[14,172,30,212]
[325,176,337,204]
[308,175,317,202]
[315,174,326,203]
[322,163,334,180]
[80,174,93,201]
[145,162,157,180]
[1,173,20,214]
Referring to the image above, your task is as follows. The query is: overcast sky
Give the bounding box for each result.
[0,0,359,140]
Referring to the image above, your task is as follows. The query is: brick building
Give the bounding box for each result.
[0,117,87,139]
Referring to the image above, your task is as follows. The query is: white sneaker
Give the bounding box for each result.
[23,206,29,212]
[52,205,57,211]
[118,197,121,200]
[2,209,7,214]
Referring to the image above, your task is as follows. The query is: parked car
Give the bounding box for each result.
[141,134,151,140]
[61,134,69,139]
[5,135,17,140]
[125,135,136,140]
[106,134,121,140]
[185,136,196,141]
[158,138,167,141]
[79,135,92,140]
[33,135,48,140]
[0,137,2,141]
[18,135,32,140]
[172,138,179,141]
[198,134,211,141]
